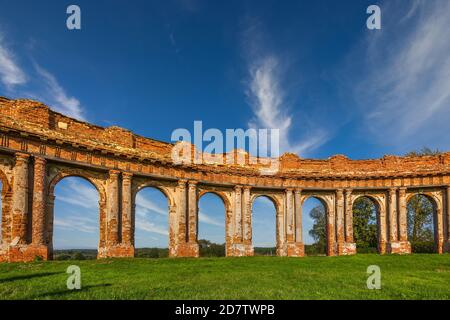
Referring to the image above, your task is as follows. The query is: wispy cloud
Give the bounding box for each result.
[135,218,169,236]
[0,33,27,88]
[54,215,98,233]
[57,179,99,209]
[34,64,86,121]
[199,211,224,227]
[351,0,450,150]
[136,193,167,216]
[0,28,86,121]
[242,20,328,156]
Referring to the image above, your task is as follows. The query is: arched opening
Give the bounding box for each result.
[198,192,226,257]
[302,197,327,256]
[134,187,169,258]
[0,178,3,244]
[352,196,379,253]
[53,176,100,260]
[407,194,437,253]
[252,195,277,256]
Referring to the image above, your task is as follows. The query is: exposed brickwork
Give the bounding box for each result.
[0,97,450,262]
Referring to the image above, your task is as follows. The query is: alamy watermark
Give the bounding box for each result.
[171,121,280,175]
[67,265,81,290]
[366,265,381,290]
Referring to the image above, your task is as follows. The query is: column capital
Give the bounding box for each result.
[389,187,398,194]
[188,180,198,187]
[122,171,133,179]
[285,187,294,193]
[109,169,120,176]
[336,189,344,196]
[294,188,302,194]
[243,185,251,191]
[34,156,46,165]
[234,185,243,191]
[15,152,30,162]
[344,188,353,195]
[398,187,407,193]
[178,179,188,187]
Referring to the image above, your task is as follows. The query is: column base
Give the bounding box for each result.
[337,242,356,255]
[169,242,199,258]
[286,242,305,257]
[0,244,50,262]
[226,243,254,257]
[98,245,135,259]
[443,241,450,253]
[386,241,411,254]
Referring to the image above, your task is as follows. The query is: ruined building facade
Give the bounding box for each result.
[0,98,449,262]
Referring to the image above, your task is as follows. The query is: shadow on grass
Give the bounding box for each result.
[34,284,112,299]
[0,272,62,283]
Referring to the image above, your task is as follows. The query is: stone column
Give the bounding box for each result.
[11,153,29,245]
[388,188,398,242]
[397,187,411,254]
[287,189,304,257]
[445,186,450,253]
[378,201,387,254]
[242,186,252,244]
[177,179,187,243]
[326,198,336,256]
[121,172,133,252]
[387,188,408,254]
[436,195,444,254]
[32,157,47,247]
[344,189,354,242]
[285,188,294,242]
[188,181,198,243]
[276,200,287,256]
[234,185,243,242]
[336,189,345,254]
[106,170,120,247]
[45,193,55,258]
[294,189,302,243]
[398,188,408,241]
[168,204,177,257]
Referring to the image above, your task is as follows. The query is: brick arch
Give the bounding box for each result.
[132,183,176,208]
[198,190,231,212]
[406,192,440,210]
[251,194,281,215]
[0,168,10,245]
[46,170,106,259]
[351,195,382,213]
[48,171,106,202]
[350,195,382,253]
[301,195,331,213]
[0,169,11,193]
[405,191,441,252]
[300,194,334,256]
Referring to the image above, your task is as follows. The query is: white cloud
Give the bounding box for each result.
[243,21,328,157]
[135,218,169,236]
[54,215,97,233]
[34,64,86,121]
[135,193,167,216]
[199,211,224,227]
[0,34,27,88]
[56,178,99,209]
[352,0,450,150]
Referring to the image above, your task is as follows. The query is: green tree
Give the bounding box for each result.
[405,147,441,157]
[352,197,378,250]
[309,205,327,254]
[407,194,434,242]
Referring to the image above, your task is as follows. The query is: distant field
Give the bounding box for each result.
[0,254,449,300]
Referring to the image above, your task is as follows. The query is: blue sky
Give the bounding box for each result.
[0,0,449,249]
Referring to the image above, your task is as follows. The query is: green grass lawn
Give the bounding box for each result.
[0,254,449,300]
